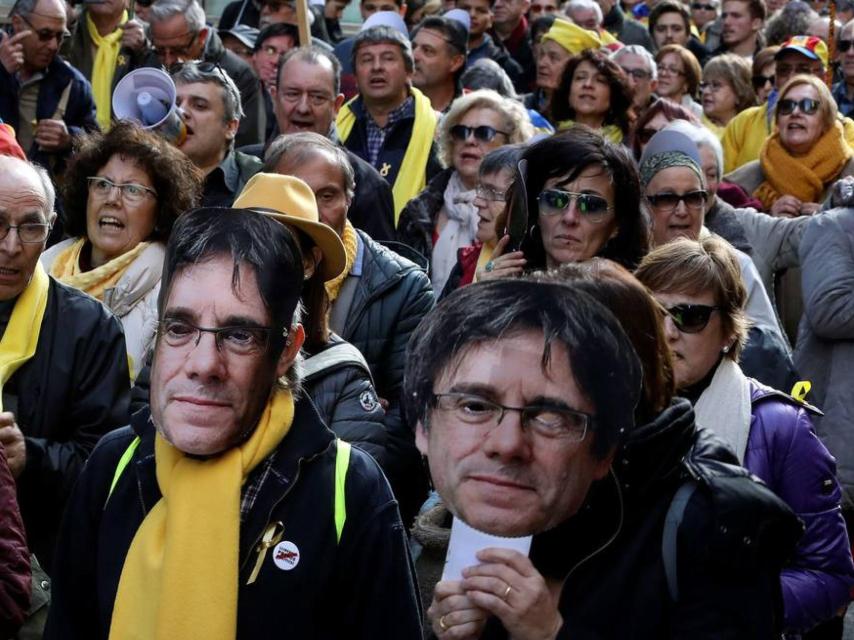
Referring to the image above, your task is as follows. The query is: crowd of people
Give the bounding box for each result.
[2,0,854,635]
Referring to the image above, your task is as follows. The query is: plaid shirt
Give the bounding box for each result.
[364,96,414,167]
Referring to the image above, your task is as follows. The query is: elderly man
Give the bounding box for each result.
[0,156,130,574]
[44,187,423,639]
[0,0,97,175]
[261,131,434,526]
[173,62,262,207]
[147,0,264,147]
[611,44,658,110]
[407,278,801,637]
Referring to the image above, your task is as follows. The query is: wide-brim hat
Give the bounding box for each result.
[234,173,347,282]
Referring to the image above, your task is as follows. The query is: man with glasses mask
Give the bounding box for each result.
[0,156,130,577]
[147,0,264,147]
[0,0,97,176]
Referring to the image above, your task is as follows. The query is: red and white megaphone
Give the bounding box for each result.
[112,68,187,146]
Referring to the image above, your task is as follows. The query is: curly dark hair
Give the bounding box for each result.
[62,121,203,241]
[551,49,635,138]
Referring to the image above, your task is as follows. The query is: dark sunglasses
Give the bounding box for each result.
[690,2,716,9]
[752,73,774,88]
[450,125,509,143]
[777,98,820,116]
[645,190,708,211]
[839,39,854,53]
[537,188,612,219]
[18,14,70,43]
[664,303,721,333]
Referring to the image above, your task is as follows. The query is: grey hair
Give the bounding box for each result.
[479,144,525,176]
[461,59,517,99]
[148,0,207,33]
[172,63,244,122]
[352,26,415,73]
[611,44,658,81]
[9,0,39,17]
[0,156,55,218]
[263,132,356,200]
[565,0,603,25]
[764,1,817,46]
[663,119,723,179]
[278,46,342,97]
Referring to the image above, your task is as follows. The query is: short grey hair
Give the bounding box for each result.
[664,119,723,179]
[264,132,356,200]
[611,44,658,81]
[172,62,244,122]
[148,0,207,33]
[461,59,517,99]
[278,46,342,97]
[565,0,603,25]
[352,26,414,73]
[0,156,55,218]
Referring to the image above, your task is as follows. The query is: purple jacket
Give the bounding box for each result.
[744,379,854,633]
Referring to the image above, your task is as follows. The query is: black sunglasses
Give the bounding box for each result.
[450,125,509,143]
[17,14,70,43]
[664,303,721,333]
[645,190,708,211]
[752,73,774,88]
[777,98,820,116]
[839,39,854,53]
[691,2,716,9]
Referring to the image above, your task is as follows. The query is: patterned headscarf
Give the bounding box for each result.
[639,150,705,189]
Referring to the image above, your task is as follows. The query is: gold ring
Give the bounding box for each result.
[439,614,448,631]
[503,585,512,600]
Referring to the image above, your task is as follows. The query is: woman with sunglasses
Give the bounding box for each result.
[726,75,854,218]
[636,235,854,636]
[397,90,533,292]
[41,121,202,379]
[751,46,779,104]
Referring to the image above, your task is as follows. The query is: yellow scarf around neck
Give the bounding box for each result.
[0,263,49,412]
[109,389,295,640]
[755,120,852,209]
[87,9,127,130]
[50,238,148,301]
[325,220,358,302]
[336,87,438,224]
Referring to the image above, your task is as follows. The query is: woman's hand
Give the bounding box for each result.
[461,548,562,640]
[428,580,489,639]
[769,195,803,218]
[477,235,526,282]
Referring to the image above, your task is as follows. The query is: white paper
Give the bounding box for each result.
[441,516,533,581]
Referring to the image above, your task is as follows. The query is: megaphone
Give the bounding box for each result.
[112,68,187,146]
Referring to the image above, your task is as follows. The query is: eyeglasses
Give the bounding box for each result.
[450,125,510,143]
[0,220,51,243]
[620,67,652,80]
[431,392,594,441]
[645,190,708,212]
[87,177,157,204]
[475,184,507,201]
[839,39,854,53]
[154,32,198,60]
[690,2,716,9]
[752,73,774,88]
[538,188,613,222]
[279,88,333,106]
[17,14,71,43]
[777,98,820,116]
[157,318,283,356]
[663,303,721,333]
[657,64,685,76]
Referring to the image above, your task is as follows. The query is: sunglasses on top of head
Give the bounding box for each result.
[663,303,721,333]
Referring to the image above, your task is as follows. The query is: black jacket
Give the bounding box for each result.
[332,231,434,525]
[479,399,801,639]
[44,399,422,639]
[12,278,131,573]
[396,167,454,269]
[603,5,654,51]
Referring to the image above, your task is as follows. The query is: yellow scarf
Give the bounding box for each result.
[109,388,295,640]
[0,263,49,412]
[336,87,438,224]
[472,241,495,284]
[50,238,148,301]
[755,120,852,209]
[556,119,623,144]
[86,10,127,130]
[325,220,358,302]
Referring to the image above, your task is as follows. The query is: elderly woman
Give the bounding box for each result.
[551,48,634,143]
[397,89,533,292]
[636,235,854,636]
[726,75,854,217]
[700,54,756,135]
[43,122,202,378]
[654,44,703,119]
[482,125,649,279]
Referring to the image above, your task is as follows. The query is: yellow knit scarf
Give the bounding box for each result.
[336,87,438,224]
[325,220,358,302]
[109,389,295,640]
[755,120,852,209]
[0,263,49,412]
[50,238,148,301]
[86,10,127,130]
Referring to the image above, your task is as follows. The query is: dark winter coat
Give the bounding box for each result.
[602,5,654,50]
[0,445,30,638]
[396,167,453,267]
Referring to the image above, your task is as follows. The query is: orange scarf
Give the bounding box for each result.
[755,120,852,209]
